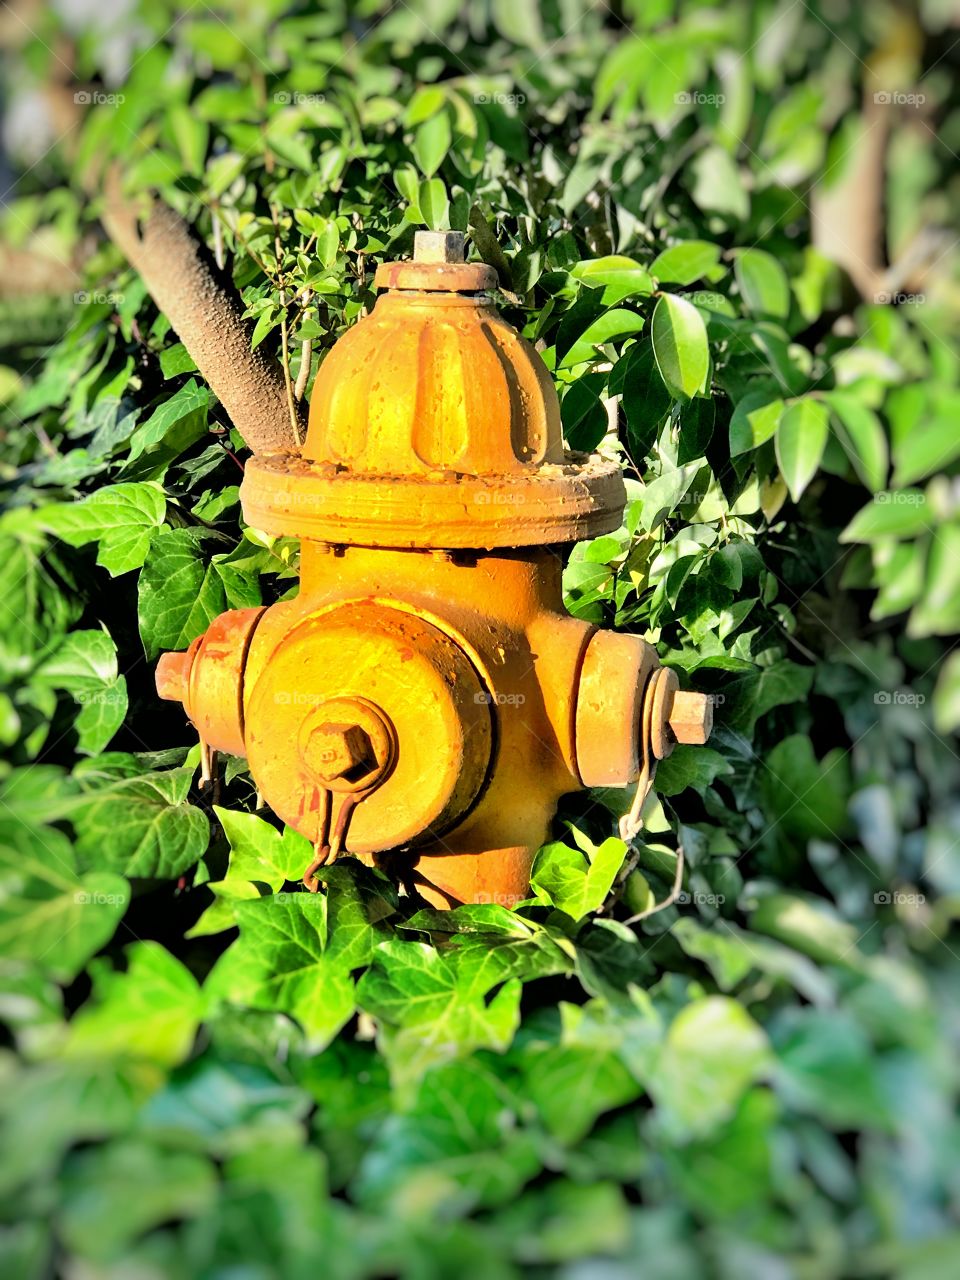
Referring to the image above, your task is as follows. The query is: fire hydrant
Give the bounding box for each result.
[156,231,712,908]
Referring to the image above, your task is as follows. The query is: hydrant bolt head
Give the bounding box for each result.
[307,721,376,782]
[668,691,714,746]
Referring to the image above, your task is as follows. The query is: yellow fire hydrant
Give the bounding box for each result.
[156,231,712,907]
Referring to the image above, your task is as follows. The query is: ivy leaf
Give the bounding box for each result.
[72,768,209,879]
[189,809,312,936]
[357,939,522,1093]
[40,482,166,575]
[0,822,128,982]
[206,861,398,1049]
[354,1058,542,1213]
[655,745,732,796]
[137,529,261,659]
[775,398,829,500]
[64,942,204,1068]
[650,293,710,399]
[58,1141,216,1264]
[647,997,771,1141]
[530,836,627,920]
[126,379,215,464]
[35,630,127,755]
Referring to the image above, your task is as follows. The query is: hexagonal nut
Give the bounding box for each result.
[668,691,714,745]
[306,721,376,782]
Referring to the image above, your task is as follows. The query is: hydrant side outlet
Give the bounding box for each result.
[155,231,713,908]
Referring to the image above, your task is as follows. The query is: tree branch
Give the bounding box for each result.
[100,168,305,454]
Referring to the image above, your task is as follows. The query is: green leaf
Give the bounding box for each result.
[40,482,166,575]
[72,768,209,879]
[891,392,960,486]
[126,379,215,464]
[616,339,672,456]
[355,1058,541,1214]
[840,492,933,542]
[0,822,128,982]
[650,293,710,399]
[750,892,864,967]
[561,374,608,451]
[35,630,127,754]
[58,1141,216,1264]
[651,241,722,286]
[413,112,451,177]
[933,651,960,734]
[655,745,732,796]
[570,256,654,305]
[734,248,790,319]
[558,308,645,369]
[417,177,449,230]
[647,997,771,1141]
[189,809,312,936]
[207,861,398,1049]
[758,736,851,841]
[908,523,960,638]
[137,529,261,659]
[775,397,829,500]
[169,104,209,176]
[357,938,522,1093]
[771,1009,894,1130]
[64,941,204,1067]
[824,392,888,490]
[530,836,627,920]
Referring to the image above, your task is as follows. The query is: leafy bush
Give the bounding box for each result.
[1,2,959,1276]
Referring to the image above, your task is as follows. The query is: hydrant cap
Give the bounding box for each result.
[240,227,627,548]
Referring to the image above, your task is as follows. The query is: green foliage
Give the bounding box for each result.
[1,0,959,1276]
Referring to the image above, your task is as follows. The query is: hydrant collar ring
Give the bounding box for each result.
[241,453,627,549]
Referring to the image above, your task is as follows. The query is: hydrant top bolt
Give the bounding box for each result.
[413,230,465,263]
